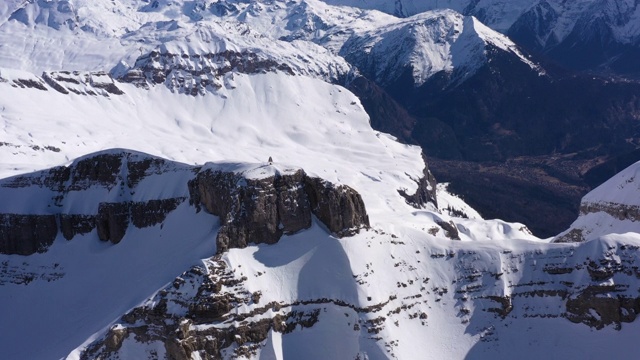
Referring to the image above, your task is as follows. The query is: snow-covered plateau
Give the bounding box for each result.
[1,1,640,360]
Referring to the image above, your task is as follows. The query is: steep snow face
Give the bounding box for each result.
[339,11,540,87]
[555,161,640,243]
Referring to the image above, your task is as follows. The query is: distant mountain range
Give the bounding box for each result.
[326,0,640,78]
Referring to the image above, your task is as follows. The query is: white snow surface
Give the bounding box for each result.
[0,68,544,359]
[583,160,640,207]
[0,0,539,88]
[0,1,639,359]
[556,161,640,243]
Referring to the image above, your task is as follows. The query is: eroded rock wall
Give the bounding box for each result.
[189,168,369,254]
[0,151,370,255]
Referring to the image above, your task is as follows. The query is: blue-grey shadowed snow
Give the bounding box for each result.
[0,201,218,360]
[459,236,640,359]
[253,219,388,359]
[253,218,359,302]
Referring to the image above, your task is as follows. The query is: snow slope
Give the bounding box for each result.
[0,0,540,89]
[0,66,544,359]
[555,161,640,243]
[1,1,640,359]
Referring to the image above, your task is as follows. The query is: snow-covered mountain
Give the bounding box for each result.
[338,9,541,88]
[2,1,640,359]
[1,64,542,359]
[555,161,640,244]
[324,0,640,76]
[323,0,640,47]
[0,0,541,89]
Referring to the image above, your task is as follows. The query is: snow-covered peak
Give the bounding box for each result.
[319,0,536,30]
[339,9,541,87]
[583,161,640,207]
[555,161,640,243]
[320,0,640,49]
[574,0,640,45]
[0,0,540,85]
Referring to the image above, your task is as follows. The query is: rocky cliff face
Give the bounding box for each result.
[189,166,369,254]
[0,151,191,254]
[0,150,370,255]
[0,69,124,96]
[398,154,438,209]
[80,257,331,360]
[77,231,640,359]
[118,49,297,95]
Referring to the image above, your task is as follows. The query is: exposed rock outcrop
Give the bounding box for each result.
[435,220,460,240]
[554,228,585,243]
[189,167,369,254]
[0,150,370,255]
[80,259,323,360]
[580,202,640,222]
[59,215,95,241]
[117,50,296,95]
[80,256,394,360]
[566,285,640,330]
[552,161,640,243]
[304,177,369,237]
[0,214,58,255]
[0,151,191,254]
[398,154,438,209]
[42,71,123,96]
